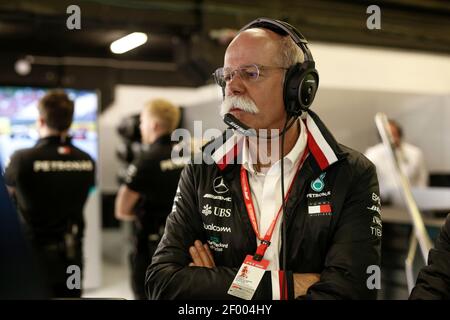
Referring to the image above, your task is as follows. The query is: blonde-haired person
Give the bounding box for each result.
[115,98,184,299]
[139,99,181,145]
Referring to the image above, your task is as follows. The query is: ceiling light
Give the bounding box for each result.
[15,56,34,76]
[110,32,148,54]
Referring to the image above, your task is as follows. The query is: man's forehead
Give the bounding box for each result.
[224,28,280,65]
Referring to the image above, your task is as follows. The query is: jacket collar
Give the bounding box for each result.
[304,110,345,170]
[36,135,72,147]
[203,110,347,174]
[152,134,172,146]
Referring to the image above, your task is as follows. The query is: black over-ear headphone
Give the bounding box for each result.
[239,17,319,116]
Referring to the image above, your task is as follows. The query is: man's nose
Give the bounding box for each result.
[226,72,245,96]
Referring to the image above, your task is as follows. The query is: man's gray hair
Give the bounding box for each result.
[275,35,304,68]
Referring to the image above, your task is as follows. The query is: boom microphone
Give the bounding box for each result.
[224,113,297,139]
[223,113,257,137]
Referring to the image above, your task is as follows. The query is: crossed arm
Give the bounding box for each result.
[188,239,320,298]
[149,164,380,299]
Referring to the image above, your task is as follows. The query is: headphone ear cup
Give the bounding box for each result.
[298,65,319,109]
[283,63,303,116]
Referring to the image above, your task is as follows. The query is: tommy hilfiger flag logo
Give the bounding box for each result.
[308,203,332,215]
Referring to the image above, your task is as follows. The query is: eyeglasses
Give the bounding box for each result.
[212,64,287,88]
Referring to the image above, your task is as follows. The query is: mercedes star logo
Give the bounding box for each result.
[213,176,229,194]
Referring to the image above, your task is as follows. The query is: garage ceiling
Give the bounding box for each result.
[0,0,449,108]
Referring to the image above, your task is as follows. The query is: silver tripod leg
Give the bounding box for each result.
[405,232,418,294]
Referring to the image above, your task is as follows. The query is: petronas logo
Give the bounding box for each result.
[311,173,326,192]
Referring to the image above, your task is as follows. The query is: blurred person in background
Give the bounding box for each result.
[115,98,184,300]
[4,90,95,298]
[365,119,428,204]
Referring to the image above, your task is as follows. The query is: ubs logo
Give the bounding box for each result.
[213,176,229,194]
[202,204,231,218]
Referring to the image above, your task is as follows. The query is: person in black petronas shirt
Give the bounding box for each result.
[115,99,184,300]
[4,90,95,298]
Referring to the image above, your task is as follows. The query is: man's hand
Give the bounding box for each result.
[293,273,321,298]
[188,240,216,268]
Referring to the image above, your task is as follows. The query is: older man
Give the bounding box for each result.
[146,18,381,300]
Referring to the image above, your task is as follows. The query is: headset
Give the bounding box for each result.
[235,17,319,116]
[221,17,319,136]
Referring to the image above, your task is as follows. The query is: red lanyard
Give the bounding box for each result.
[240,150,309,261]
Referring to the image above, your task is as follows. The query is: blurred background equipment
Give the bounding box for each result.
[374,113,450,299]
[375,113,432,292]
[115,113,142,184]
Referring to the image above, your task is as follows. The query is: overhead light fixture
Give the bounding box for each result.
[110,32,148,54]
[14,55,34,76]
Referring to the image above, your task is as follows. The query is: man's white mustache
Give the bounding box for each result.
[220,96,259,117]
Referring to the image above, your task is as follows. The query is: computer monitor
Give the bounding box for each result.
[0,86,98,168]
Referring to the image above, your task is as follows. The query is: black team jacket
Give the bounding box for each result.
[146,111,382,300]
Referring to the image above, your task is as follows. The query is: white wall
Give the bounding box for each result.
[99,42,450,192]
[308,41,450,172]
[310,42,450,94]
[313,89,450,172]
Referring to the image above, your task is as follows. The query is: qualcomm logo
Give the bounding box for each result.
[202,204,212,216]
[213,176,229,194]
[203,223,231,233]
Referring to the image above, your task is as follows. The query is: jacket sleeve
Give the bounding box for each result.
[409,214,450,300]
[3,151,21,187]
[304,162,382,299]
[145,163,275,300]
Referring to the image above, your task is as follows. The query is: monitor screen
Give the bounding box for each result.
[0,87,98,168]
